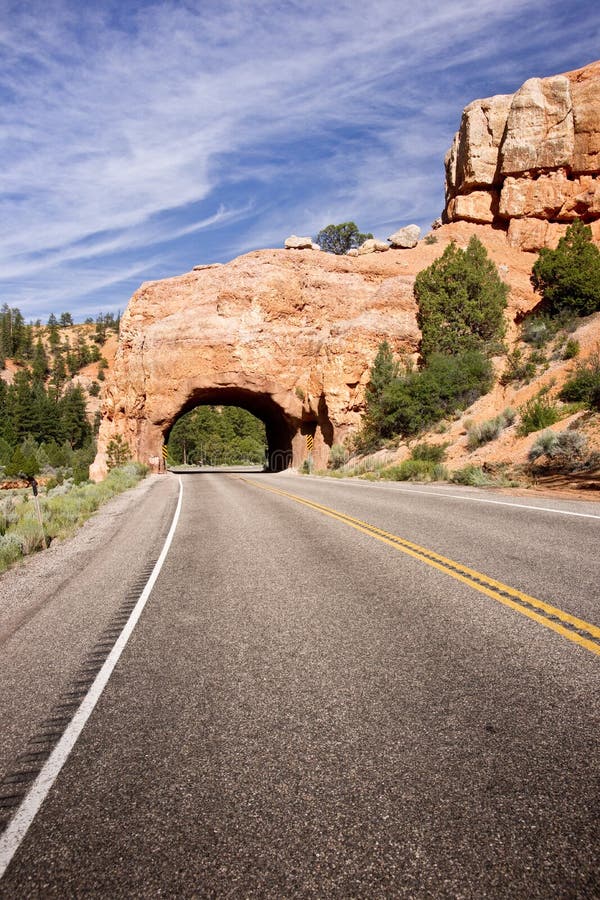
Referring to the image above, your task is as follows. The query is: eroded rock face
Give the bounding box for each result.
[444,60,600,249]
[90,250,420,479]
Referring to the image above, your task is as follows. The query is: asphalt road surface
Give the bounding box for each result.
[0,469,598,898]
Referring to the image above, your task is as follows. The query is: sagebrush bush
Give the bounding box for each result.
[0,464,148,574]
[466,408,516,450]
[410,442,448,463]
[528,429,588,463]
[517,395,561,435]
[328,444,347,470]
[450,465,494,486]
[0,533,23,569]
[381,459,448,482]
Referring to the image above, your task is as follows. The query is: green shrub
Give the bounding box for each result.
[450,465,494,486]
[380,350,494,438]
[381,459,448,482]
[88,381,101,397]
[415,236,508,361]
[106,434,132,469]
[0,533,23,569]
[529,349,548,369]
[562,338,580,360]
[328,444,347,470]
[531,219,600,316]
[423,234,438,245]
[559,352,600,410]
[500,348,536,385]
[410,442,448,463]
[517,395,561,435]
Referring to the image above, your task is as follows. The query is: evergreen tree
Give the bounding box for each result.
[315,222,373,255]
[59,312,74,327]
[66,351,79,377]
[47,313,60,351]
[50,354,67,391]
[531,219,600,316]
[76,335,91,368]
[106,434,131,469]
[93,314,106,345]
[414,237,508,361]
[32,338,49,382]
[59,385,92,449]
[9,371,37,441]
[361,341,400,442]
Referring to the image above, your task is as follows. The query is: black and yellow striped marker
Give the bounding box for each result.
[162,445,169,461]
[240,477,600,657]
[306,434,314,453]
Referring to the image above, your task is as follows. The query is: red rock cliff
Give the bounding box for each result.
[444,60,600,250]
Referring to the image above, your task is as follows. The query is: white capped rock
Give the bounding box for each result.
[358,239,389,255]
[387,225,421,248]
[284,235,314,249]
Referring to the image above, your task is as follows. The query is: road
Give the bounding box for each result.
[0,469,598,898]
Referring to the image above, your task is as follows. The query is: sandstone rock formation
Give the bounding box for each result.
[444,60,600,249]
[90,250,420,479]
[388,225,421,248]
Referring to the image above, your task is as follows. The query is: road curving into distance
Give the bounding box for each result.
[0,468,598,897]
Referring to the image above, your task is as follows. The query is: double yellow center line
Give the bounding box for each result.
[240,477,600,657]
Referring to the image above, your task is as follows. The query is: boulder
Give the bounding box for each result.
[387,225,421,248]
[358,238,389,254]
[445,94,512,195]
[448,191,498,224]
[500,76,573,175]
[284,235,314,249]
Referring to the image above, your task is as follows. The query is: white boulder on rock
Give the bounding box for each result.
[358,238,389,255]
[284,235,314,249]
[388,225,421,248]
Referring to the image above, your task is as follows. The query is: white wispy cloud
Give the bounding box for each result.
[0,0,596,316]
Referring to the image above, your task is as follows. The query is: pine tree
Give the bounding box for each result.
[59,386,92,449]
[32,338,49,383]
[360,341,400,446]
[414,236,508,361]
[47,313,60,351]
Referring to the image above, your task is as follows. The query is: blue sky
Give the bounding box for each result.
[1,0,599,321]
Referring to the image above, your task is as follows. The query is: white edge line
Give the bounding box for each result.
[303,475,600,521]
[0,475,184,880]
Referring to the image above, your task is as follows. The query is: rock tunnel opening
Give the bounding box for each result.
[164,387,296,472]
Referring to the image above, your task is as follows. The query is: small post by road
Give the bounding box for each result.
[162,444,169,472]
[20,473,47,550]
[306,434,314,473]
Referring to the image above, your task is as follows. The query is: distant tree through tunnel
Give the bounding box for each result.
[164,388,295,472]
[166,405,267,467]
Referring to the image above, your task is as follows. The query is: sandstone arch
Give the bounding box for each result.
[90,250,420,480]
